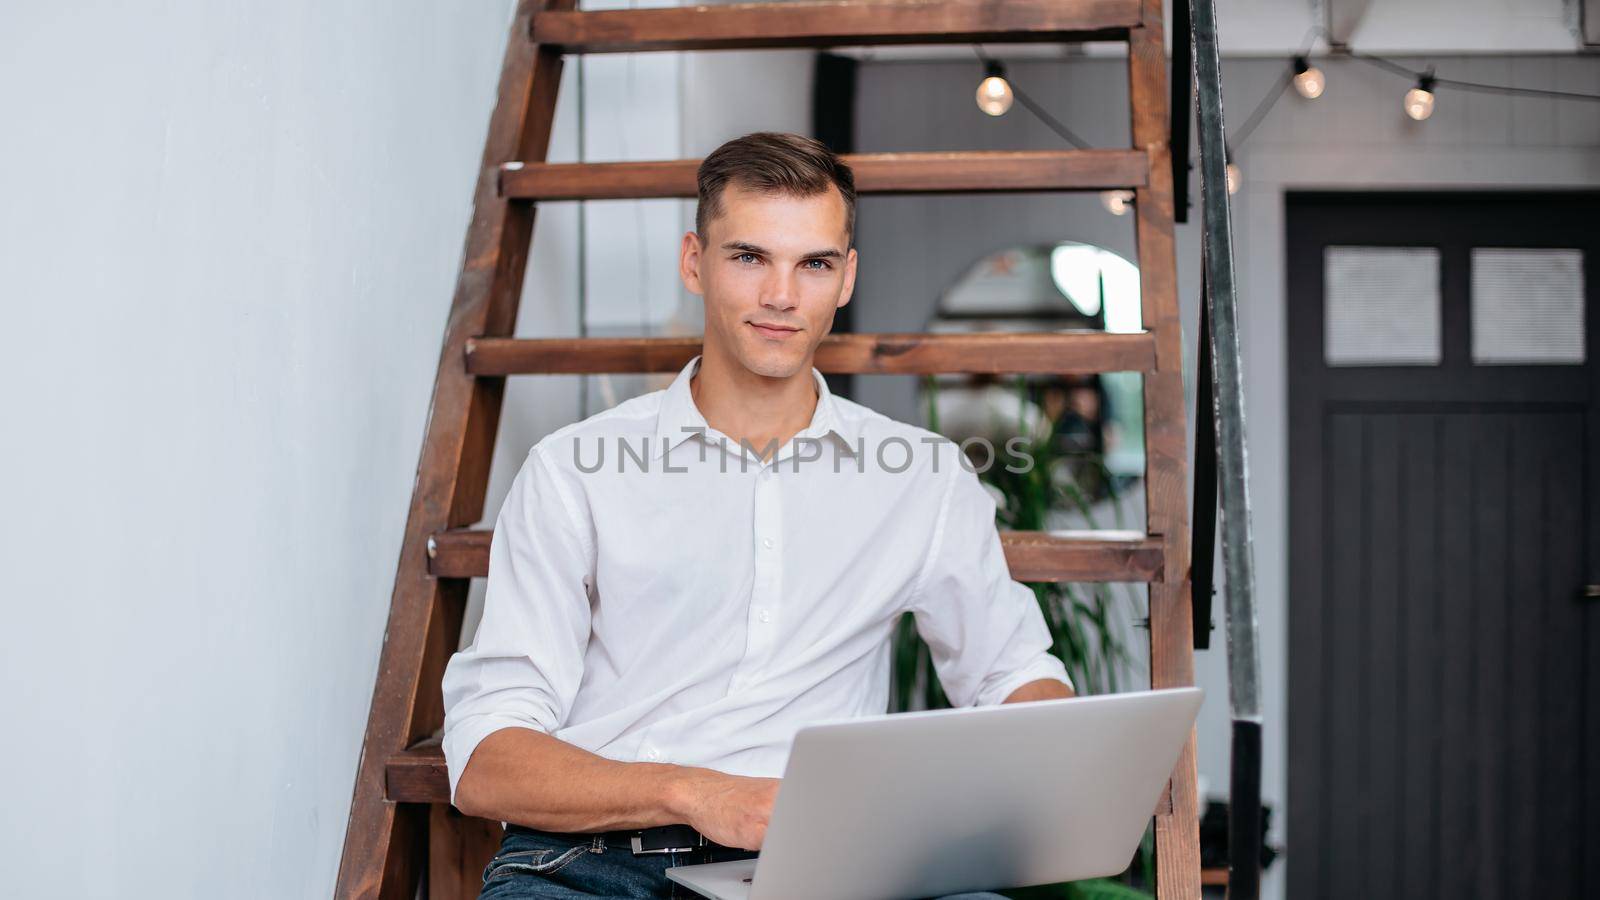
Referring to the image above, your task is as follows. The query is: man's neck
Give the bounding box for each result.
[690,345,819,462]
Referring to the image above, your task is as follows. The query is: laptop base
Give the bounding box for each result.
[665,858,759,900]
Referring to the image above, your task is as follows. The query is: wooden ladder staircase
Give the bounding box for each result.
[335,1,1198,897]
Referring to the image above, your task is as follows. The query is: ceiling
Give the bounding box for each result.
[833,0,1591,62]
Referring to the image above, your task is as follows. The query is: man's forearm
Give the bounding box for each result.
[1003,677,1075,703]
[454,726,698,832]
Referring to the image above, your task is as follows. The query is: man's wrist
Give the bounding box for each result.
[655,763,697,824]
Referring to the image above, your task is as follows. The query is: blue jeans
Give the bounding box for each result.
[478,824,1010,900]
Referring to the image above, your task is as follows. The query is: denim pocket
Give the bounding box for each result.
[481,843,591,885]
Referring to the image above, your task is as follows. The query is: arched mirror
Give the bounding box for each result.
[920,241,1146,528]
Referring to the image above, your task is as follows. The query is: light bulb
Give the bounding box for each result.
[976,73,1013,116]
[1404,75,1436,121]
[1100,189,1134,216]
[1292,57,1325,99]
[1225,162,1241,195]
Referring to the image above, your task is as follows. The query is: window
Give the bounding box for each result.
[1471,248,1585,365]
[1324,246,1442,366]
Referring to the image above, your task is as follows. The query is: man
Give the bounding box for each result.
[442,132,1074,899]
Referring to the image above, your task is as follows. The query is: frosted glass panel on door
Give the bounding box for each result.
[1324,246,1441,366]
[1471,248,1586,365]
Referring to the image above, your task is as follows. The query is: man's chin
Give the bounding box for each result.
[728,338,814,380]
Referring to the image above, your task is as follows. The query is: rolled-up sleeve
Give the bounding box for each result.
[908,461,1072,708]
[440,445,595,808]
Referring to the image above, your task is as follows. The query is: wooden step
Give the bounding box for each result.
[428,528,1164,584]
[465,332,1157,376]
[499,149,1149,200]
[388,737,450,804]
[531,0,1141,55]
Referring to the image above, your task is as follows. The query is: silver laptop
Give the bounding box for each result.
[666,686,1203,900]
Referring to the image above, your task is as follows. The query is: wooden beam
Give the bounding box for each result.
[428,528,1165,584]
[389,737,452,805]
[1001,530,1166,583]
[1128,0,1202,895]
[429,804,504,900]
[465,332,1157,376]
[499,149,1149,200]
[530,0,1141,54]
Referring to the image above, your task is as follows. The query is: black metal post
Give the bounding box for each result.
[1192,264,1217,650]
[1171,0,1193,223]
[1189,0,1264,896]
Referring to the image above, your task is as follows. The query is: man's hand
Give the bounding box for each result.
[669,767,782,850]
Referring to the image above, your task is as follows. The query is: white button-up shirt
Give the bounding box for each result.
[440,355,1071,807]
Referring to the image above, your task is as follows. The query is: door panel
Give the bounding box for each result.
[1286,192,1599,899]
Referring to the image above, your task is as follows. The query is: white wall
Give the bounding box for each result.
[1,1,520,896]
[1208,0,1585,54]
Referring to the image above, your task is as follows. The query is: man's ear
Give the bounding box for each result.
[680,231,705,296]
[835,246,858,310]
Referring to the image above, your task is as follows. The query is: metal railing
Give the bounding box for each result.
[1171,1,1264,897]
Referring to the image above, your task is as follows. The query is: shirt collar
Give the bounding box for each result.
[651,354,847,461]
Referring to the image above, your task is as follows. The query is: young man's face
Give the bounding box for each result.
[680,182,857,380]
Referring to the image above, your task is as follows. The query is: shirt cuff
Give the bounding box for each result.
[973,652,1074,708]
[442,715,546,809]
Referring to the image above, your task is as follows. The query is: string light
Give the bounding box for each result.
[1221,145,1242,195]
[1292,56,1325,99]
[1101,189,1135,216]
[974,37,1600,217]
[1404,73,1437,121]
[975,62,1013,116]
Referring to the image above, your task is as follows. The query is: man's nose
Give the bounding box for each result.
[760,270,799,312]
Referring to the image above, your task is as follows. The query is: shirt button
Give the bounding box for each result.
[759,610,772,623]
[762,537,774,549]
[644,745,660,761]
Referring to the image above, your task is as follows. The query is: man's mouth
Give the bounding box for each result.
[748,322,801,339]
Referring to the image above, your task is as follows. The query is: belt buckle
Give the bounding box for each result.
[629,832,705,855]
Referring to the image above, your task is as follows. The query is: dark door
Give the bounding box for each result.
[1287,192,1600,899]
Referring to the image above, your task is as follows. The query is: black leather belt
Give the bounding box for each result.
[508,822,735,856]
[623,823,721,855]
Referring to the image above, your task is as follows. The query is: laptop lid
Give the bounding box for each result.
[720,687,1203,900]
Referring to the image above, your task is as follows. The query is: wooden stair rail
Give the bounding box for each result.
[333,1,574,897]
[530,0,1142,53]
[499,148,1150,199]
[426,528,1167,584]
[464,332,1157,376]
[335,0,1200,897]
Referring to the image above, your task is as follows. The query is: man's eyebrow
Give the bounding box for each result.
[721,240,844,260]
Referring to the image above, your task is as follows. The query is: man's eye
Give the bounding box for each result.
[804,259,831,270]
[736,253,760,264]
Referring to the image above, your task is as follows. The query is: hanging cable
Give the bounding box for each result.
[1231,67,1292,148]
[1344,51,1600,102]
[972,24,1600,214]
[970,46,1093,149]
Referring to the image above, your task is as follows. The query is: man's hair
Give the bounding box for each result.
[695,132,857,249]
